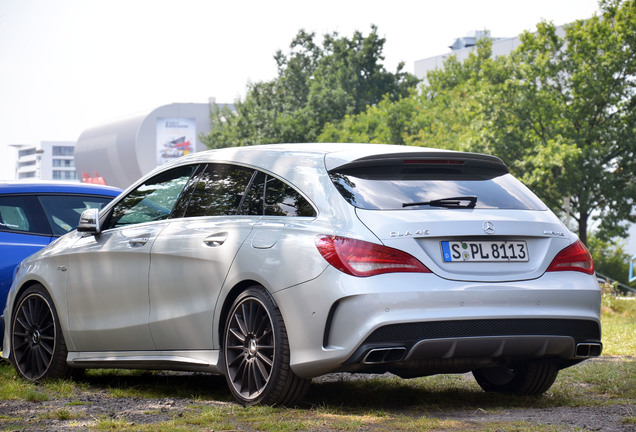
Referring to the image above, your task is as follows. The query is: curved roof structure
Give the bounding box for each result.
[74,103,211,188]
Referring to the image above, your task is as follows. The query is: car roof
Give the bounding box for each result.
[170,143,483,172]
[0,181,122,196]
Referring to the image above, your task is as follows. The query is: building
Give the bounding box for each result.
[74,102,218,188]
[11,141,78,181]
[414,27,565,80]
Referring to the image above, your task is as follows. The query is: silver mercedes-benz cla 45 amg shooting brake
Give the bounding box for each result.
[2,144,601,406]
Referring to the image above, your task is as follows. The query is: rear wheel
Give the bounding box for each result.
[472,361,558,395]
[222,287,310,406]
[10,285,69,381]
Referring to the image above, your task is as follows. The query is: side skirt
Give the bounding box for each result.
[67,350,221,374]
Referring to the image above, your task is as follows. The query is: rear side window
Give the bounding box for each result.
[242,171,316,217]
[0,196,50,235]
[330,158,547,211]
[183,164,256,217]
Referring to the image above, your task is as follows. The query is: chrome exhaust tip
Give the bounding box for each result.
[575,343,602,358]
[363,347,407,364]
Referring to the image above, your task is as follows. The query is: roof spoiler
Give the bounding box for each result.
[329,151,509,176]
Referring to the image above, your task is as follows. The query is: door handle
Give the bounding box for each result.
[128,237,149,246]
[204,232,228,247]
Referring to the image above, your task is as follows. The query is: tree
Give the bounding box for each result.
[319,0,636,245]
[587,234,635,289]
[201,26,418,149]
[483,0,636,245]
[319,38,497,151]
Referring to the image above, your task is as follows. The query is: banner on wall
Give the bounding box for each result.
[156,117,196,166]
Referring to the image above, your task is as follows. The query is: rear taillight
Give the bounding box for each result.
[546,240,595,275]
[315,235,431,277]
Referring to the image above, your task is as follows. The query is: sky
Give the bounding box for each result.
[2,1,635,257]
[0,0,602,178]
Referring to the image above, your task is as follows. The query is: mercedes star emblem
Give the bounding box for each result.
[482,221,495,235]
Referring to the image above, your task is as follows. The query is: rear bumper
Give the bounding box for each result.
[343,319,601,377]
[273,268,601,378]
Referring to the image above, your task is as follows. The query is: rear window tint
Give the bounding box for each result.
[183,163,255,217]
[38,195,114,236]
[329,171,547,211]
[242,171,316,217]
[0,196,48,234]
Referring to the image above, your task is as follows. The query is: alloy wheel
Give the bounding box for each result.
[12,292,57,380]
[224,296,275,400]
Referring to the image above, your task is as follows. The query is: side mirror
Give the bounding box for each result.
[77,208,101,234]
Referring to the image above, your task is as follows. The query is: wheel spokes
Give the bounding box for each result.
[226,297,276,399]
[12,294,56,380]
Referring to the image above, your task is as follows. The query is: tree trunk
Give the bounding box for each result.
[578,210,589,246]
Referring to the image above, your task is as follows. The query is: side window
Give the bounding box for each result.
[38,195,115,236]
[243,171,316,217]
[0,195,51,236]
[184,163,255,217]
[106,165,196,229]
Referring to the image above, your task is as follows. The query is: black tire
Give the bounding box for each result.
[10,285,70,381]
[222,286,310,406]
[472,361,558,395]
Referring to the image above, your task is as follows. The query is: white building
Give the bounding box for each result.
[414,28,565,80]
[74,102,217,188]
[11,141,77,181]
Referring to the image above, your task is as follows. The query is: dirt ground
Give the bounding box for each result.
[0,389,633,431]
[0,360,634,431]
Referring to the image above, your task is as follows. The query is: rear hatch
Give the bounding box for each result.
[327,149,572,282]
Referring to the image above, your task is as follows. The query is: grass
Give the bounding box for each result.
[601,288,636,355]
[0,295,633,431]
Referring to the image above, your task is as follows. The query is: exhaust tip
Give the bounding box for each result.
[363,347,407,364]
[575,343,602,358]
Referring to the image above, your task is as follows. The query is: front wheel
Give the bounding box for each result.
[222,287,310,406]
[472,361,558,395]
[10,285,70,381]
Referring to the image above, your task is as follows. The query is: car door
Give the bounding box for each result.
[65,165,197,351]
[0,195,52,313]
[233,170,320,291]
[148,163,259,350]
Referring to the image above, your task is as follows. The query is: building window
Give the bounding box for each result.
[18,160,36,168]
[52,146,74,156]
[52,159,75,167]
[19,172,36,179]
[18,149,36,158]
[52,170,77,180]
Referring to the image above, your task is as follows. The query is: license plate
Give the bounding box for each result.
[441,240,529,262]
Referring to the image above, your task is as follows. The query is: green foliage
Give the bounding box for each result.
[202,26,418,148]
[319,39,496,150]
[484,0,636,244]
[320,0,636,244]
[588,234,635,288]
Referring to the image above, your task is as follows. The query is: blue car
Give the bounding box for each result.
[0,181,121,332]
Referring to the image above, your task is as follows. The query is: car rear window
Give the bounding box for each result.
[329,156,547,211]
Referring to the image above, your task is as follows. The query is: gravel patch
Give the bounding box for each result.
[0,358,633,431]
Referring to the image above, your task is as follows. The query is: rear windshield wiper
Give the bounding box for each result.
[402,196,477,208]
